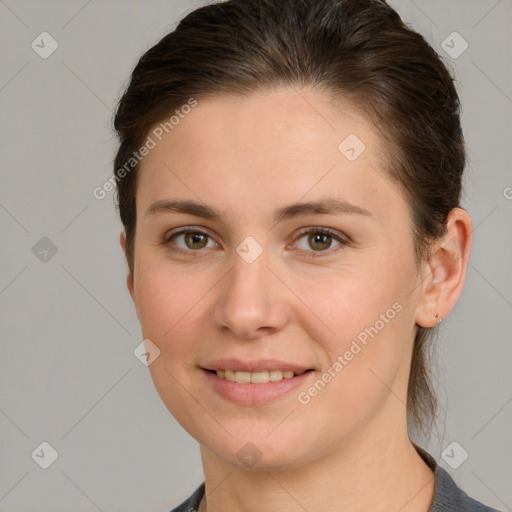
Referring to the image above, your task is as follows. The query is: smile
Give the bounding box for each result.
[202,367,314,406]
[213,369,309,383]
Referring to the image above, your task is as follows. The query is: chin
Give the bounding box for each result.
[213,442,313,472]
[196,423,323,471]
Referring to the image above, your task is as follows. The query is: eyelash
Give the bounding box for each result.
[293,227,349,258]
[162,226,350,258]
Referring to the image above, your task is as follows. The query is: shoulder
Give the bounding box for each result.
[169,482,205,512]
[431,464,501,511]
[413,444,502,512]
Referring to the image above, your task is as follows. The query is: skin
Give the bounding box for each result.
[120,87,472,512]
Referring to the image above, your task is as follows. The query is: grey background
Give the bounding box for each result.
[0,1,511,511]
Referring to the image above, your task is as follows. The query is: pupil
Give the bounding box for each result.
[186,233,207,249]
[310,233,331,251]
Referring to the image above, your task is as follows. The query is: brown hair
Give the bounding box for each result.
[113,0,465,435]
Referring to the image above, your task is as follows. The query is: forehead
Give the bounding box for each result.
[135,87,404,223]
[145,88,375,159]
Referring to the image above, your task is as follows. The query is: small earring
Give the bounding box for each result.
[434,313,442,325]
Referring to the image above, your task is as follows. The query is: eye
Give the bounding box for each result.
[163,229,218,252]
[293,227,348,253]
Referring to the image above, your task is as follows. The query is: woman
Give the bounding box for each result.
[113,0,500,510]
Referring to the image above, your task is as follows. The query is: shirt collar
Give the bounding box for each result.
[413,442,474,511]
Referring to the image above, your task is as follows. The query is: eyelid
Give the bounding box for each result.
[290,226,350,253]
[162,226,220,252]
[161,225,349,255]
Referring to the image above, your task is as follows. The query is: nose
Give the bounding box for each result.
[213,248,290,340]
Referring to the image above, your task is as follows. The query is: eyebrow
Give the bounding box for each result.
[144,198,372,223]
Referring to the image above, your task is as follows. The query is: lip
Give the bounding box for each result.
[201,367,315,406]
[202,358,313,373]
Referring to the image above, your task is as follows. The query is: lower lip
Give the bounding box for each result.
[202,369,314,406]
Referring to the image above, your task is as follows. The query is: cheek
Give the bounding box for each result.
[134,258,204,328]
[132,261,206,362]
[290,266,411,405]
[290,265,400,344]
[132,262,214,431]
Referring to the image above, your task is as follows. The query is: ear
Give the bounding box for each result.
[119,231,135,301]
[414,207,472,328]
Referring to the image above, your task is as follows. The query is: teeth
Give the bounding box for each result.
[236,371,251,383]
[215,369,306,383]
[269,370,284,381]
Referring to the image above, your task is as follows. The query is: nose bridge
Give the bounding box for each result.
[213,240,288,338]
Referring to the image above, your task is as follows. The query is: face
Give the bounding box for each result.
[125,87,427,470]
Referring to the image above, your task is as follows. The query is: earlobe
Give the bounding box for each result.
[414,208,472,328]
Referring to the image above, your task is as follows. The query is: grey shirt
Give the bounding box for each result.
[170,444,501,511]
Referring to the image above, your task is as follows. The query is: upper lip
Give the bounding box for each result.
[202,358,313,373]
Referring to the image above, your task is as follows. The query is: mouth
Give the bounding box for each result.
[200,360,316,405]
[205,368,312,384]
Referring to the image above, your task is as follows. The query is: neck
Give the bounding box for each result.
[198,420,434,512]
